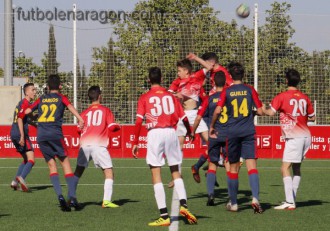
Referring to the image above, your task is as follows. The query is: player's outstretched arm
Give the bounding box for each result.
[182,116,194,141]
[186,53,212,71]
[191,115,202,138]
[67,104,84,129]
[262,104,276,116]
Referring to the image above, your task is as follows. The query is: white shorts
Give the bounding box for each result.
[77,146,113,169]
[147,128,182,167]
[283,137,311,163]
[176,109,208,136]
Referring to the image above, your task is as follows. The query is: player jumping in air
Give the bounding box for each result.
[18,74,84,212]
[132,67,197,226]
[210,62,263,213]
[73,86,121,209]
[263,69,315,210]
[10,83,37,192]
[168,54,211,185]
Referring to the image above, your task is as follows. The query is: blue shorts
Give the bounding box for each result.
[11,136,33,155]
[227,134,257,163]
[208,137,226,163]
[38,139,68,162]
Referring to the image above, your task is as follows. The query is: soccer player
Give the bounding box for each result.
[209,62,263,213]
[10,83,36,192]
[201,52,233,95]
[262,69,315,210]
[168,55,211,184]
[73,86,120,209]
[132,67,197,226]
[18,74,84,212]
[191,71,228,206]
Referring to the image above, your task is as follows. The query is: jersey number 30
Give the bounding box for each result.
[149,96,175,116]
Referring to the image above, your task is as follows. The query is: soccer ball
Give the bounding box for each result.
[236,4,250,18]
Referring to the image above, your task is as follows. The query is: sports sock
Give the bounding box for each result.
[103,179,114,201]
[50,173,62,196]
[194,152,208,170]
[283,176,294,203]
[65,173,76,199]
[292,175,301,199]
[174,178,187,203]
[14,162,25,180]
[206,170,216,195]
[73,175,80,192]
[21,160,34,179]
[228,172,239,205]
[160,208,169,220]
[153,183,167,211]
[248,169,260,201]
[226,171,231,197]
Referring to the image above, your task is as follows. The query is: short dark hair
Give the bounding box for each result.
[23,83,34,95]
[285,69,300,87]
[227,61,244,81]
[47,74,61,90]
[201,52,219,63]
[214,71,226,87]
[88,86,102,102]
[176,59,193,74]
[148,67,162,84]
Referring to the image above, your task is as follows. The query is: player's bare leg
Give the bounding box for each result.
[168,136,186,188]
[102,168,118,208]
[275,162,296,210]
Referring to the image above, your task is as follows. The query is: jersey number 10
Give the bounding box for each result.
[86,110,103,126]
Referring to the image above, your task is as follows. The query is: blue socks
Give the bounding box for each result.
[21,160,34,179]
[207,170,216,195]
[248,169,260,200]
[50,173,62,196]
[228,172,239,205]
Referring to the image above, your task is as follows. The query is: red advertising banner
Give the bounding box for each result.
[0,125,329,158]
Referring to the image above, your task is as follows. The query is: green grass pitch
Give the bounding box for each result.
[1,158,330,230]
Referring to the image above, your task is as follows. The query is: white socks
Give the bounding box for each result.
[153,183,166,209]
[103,179,113,201]
[173,178,187,201]
[283,176,294,203]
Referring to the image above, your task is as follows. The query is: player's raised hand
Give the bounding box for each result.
[209,127,217,139]
[186,52,197,60]
[132,145,139,159]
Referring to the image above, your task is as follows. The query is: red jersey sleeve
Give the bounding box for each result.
[270,94,282,112]
[217,89,227,107]
[61,95,71,106]
[168,77,181,93]
[251,87,263,108]
[136,95,145,119]
[194,69,207,83]
[197,96,209,116]
[18,98,40,119]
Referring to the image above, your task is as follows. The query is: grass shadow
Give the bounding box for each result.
[29,185,54,192]
[112,198,140,206]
